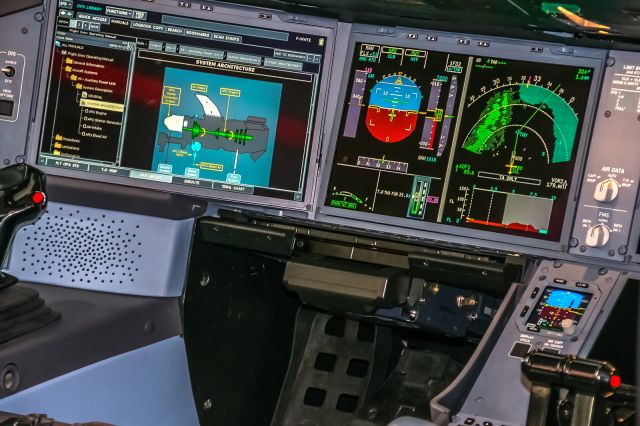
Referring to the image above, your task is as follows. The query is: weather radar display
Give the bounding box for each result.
[441,57,593,240]
[325,41,594,241]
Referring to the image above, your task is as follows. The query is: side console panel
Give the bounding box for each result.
[446,260,622,426]
[0,336,198,426]
[571,51,640,262]
[0,6,45,165]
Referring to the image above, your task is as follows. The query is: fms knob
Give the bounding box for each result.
[594,178,620,203]
[585,224,610,248]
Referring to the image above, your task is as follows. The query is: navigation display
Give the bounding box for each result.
[525,287,592,333]
[325,41,596,241]
[38,2,329,204]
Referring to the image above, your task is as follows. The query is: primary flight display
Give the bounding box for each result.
[325,42,595,241]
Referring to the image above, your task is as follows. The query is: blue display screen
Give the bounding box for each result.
[526,287,593,332]
[546,290,585,309]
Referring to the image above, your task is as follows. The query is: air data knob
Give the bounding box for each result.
[561,318,576,336]
[593,178,620,203]
[585,224,610,248]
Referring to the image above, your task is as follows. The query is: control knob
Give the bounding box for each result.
[585,224,610,248]
[561,318,576,336]
[1,66,15,78]
[593,178,620,203]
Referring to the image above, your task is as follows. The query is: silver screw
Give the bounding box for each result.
[200,271,211,287]
[203,399,212,411]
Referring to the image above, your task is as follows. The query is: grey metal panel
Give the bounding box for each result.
[570,50,640,262]
[430,281,524,425]
[454,260,621,426]
[0,7,45,165]
[0,283,182,399]
[388,417,436,426]
[0,336,198,426]
[5,202,194,297]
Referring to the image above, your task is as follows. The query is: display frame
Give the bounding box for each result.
[524,286,593,333]
[316,24,607,252]
[631,205,640,264]
[515,283,603,340]
[27,0,338,211]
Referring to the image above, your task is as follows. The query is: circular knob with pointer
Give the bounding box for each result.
[1,66,15,78]
[593,178,620,203]
[561,318,576,336]
[585,224,610,248]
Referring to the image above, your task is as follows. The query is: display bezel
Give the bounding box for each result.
[525,286,593,333]
[316,26,606,252]
[28,0,337,211]
[631,206,640,264]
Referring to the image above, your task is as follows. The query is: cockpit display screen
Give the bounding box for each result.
[325,42,595,241]
[525,287,592,333]
[38,2,328,204]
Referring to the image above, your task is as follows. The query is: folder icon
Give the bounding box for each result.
[53,150,61,156]
[55,134,63,141]
[54,143,62,149]
[65,58,73,64]
[75,84,83,90]
[65,66,72,72]
[70,75,78,81]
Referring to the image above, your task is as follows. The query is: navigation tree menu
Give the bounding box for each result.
[43,35,134,164]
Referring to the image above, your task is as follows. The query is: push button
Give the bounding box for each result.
[530,287,540,298]
[509,342,532,358]
[0,100,14,117]
[520,305,530,317]
[464,418,475,425]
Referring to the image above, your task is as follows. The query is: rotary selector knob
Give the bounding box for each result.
[585,224,610,248]
[561,318,576,336]
[594,178,620,203]
[1,66,15,78]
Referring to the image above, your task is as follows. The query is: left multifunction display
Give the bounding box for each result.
[38,1,330,205]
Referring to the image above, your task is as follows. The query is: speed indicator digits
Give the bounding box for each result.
[442,57,593,241]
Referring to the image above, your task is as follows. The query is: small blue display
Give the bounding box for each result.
[546,290,585,309]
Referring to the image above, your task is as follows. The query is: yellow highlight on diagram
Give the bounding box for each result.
[162,86,182,106]
[190,83,208,93]
[197,162,224,171]
[220,88,240,97]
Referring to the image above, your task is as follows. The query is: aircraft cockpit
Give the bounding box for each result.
[0,0,638,425]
